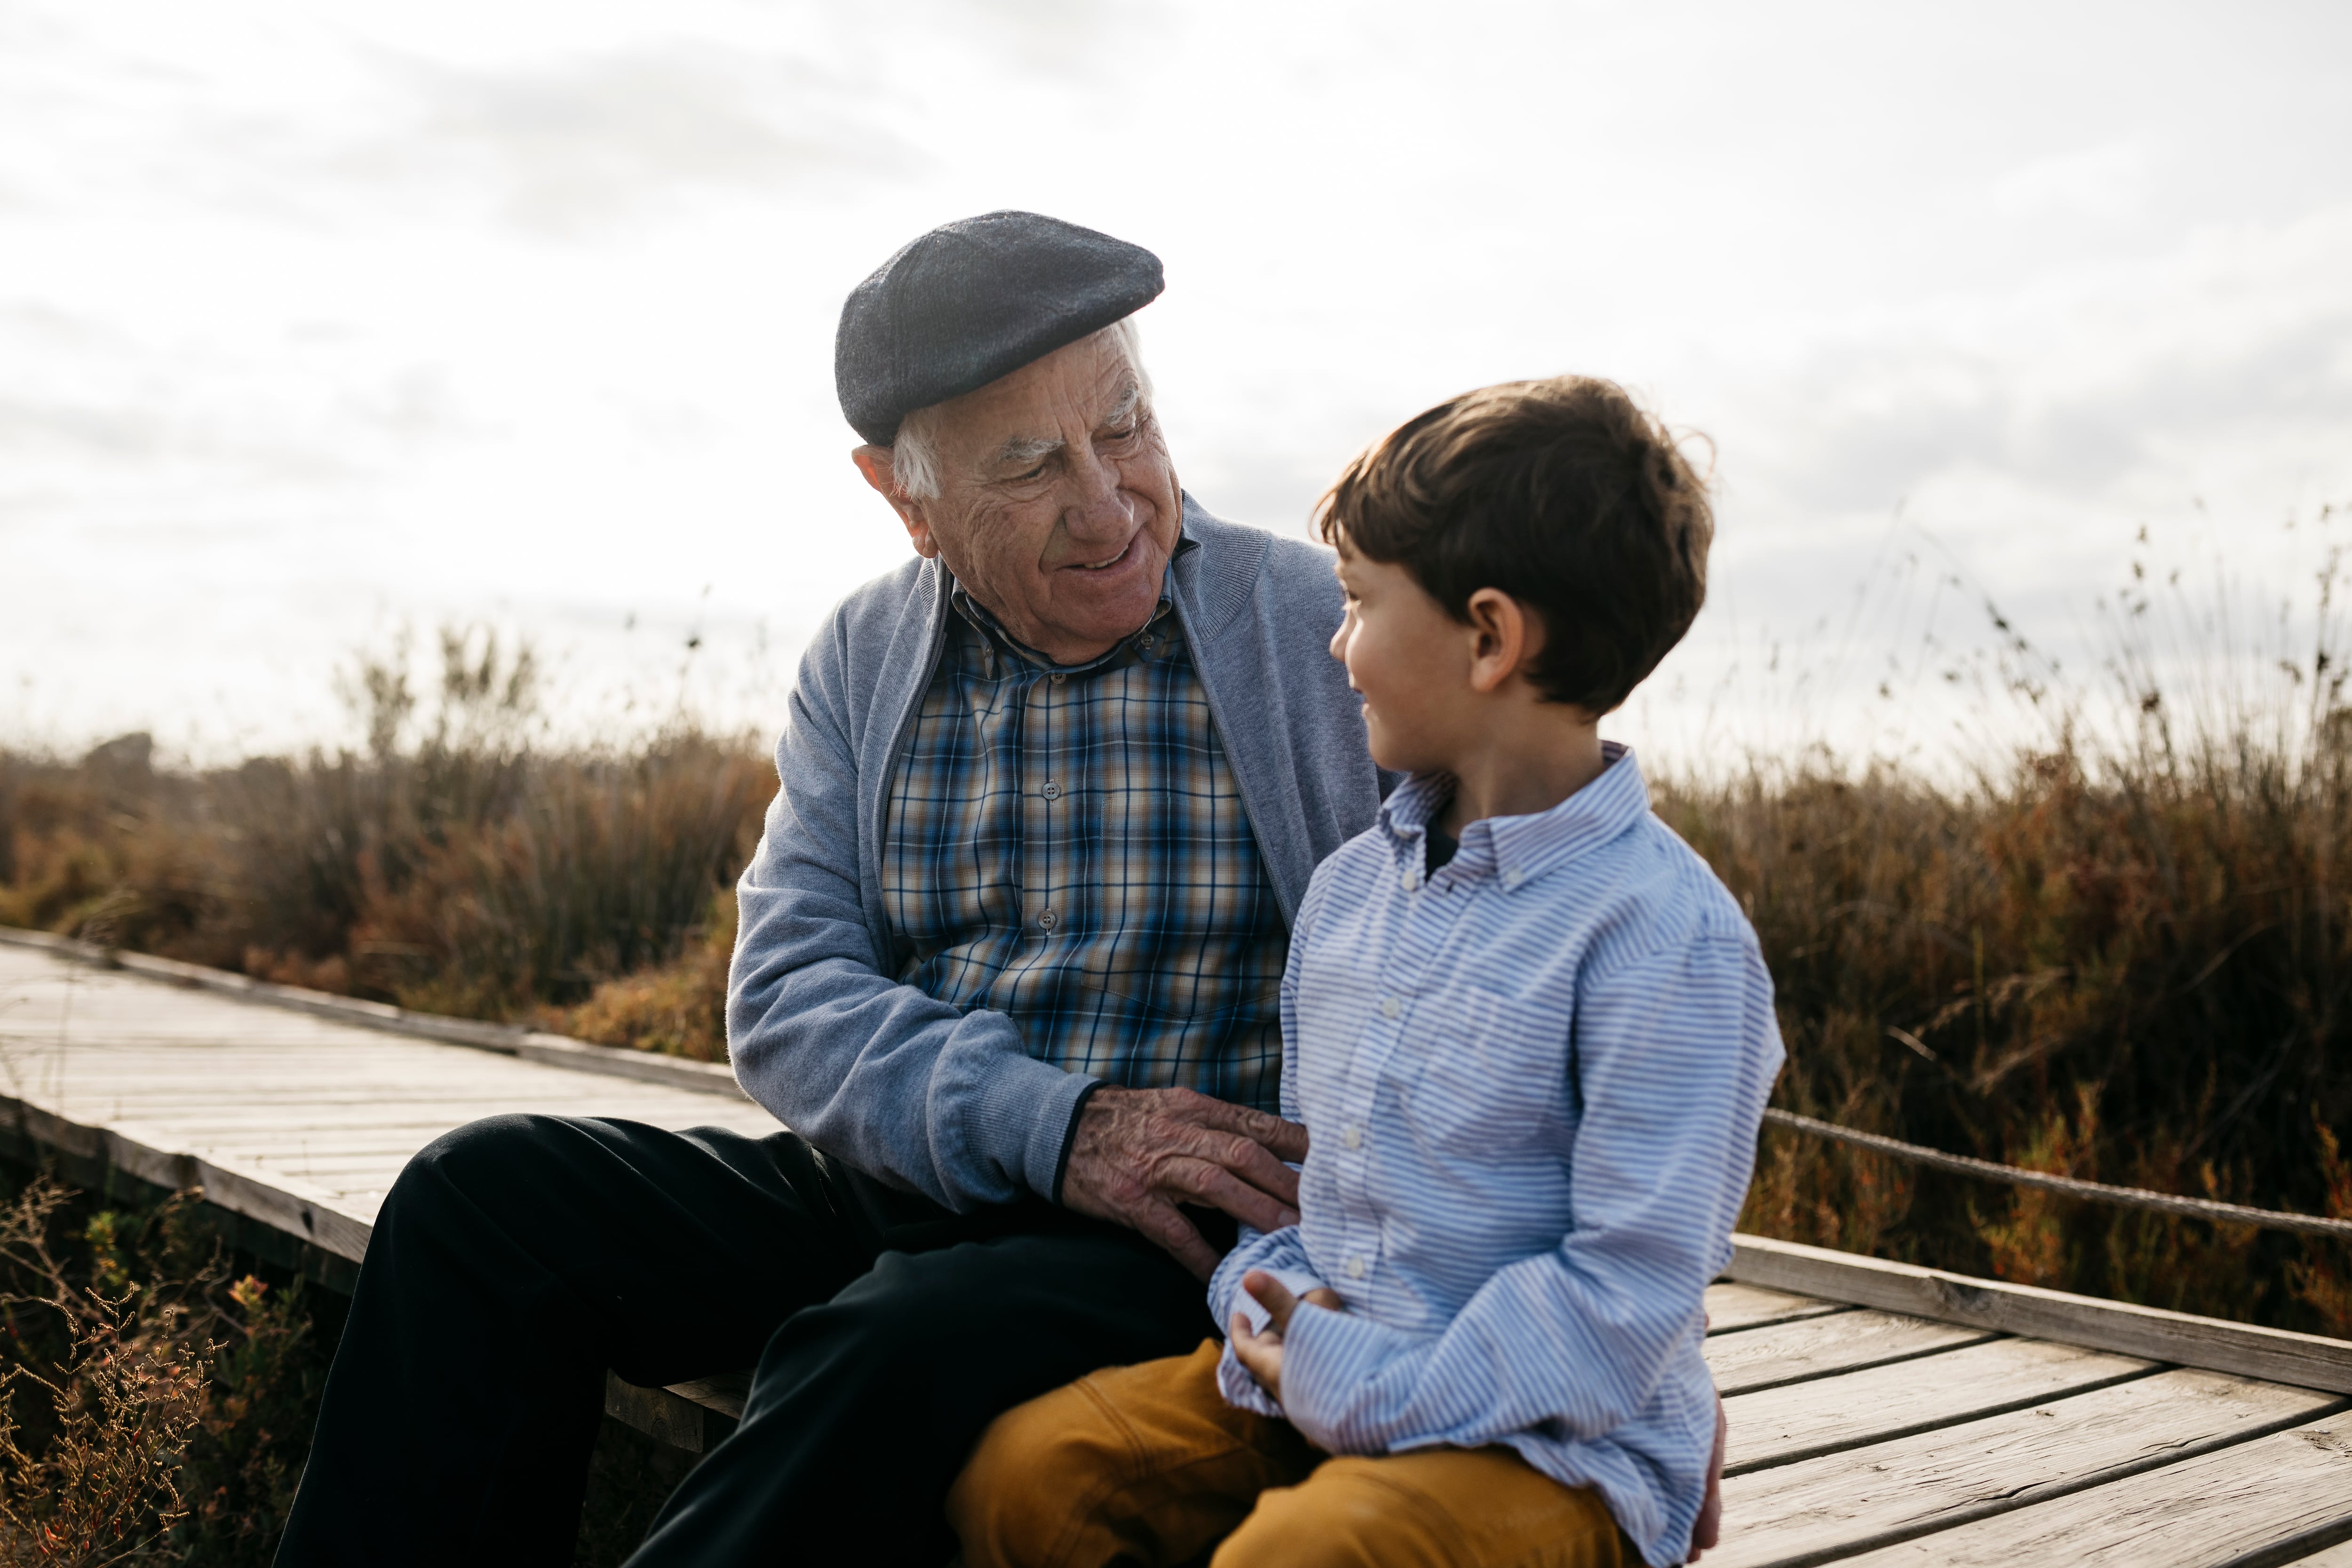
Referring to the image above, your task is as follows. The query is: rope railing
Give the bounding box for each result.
[1760,1107,2352,1242]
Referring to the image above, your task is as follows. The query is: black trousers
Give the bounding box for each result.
[274,1114,1209,1567]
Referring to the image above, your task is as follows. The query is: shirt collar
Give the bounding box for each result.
[948,533,1194,676]
[1380,741,1649,891]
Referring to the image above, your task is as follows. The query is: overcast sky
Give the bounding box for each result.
[5,0,2349,768]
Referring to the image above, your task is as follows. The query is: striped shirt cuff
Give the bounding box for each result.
[1277,1301,1429,1455]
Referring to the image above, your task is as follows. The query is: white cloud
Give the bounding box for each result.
[2,0,2348,769]
[1991,140,2151,223]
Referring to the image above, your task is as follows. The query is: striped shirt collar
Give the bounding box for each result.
[1379,740,1649,891]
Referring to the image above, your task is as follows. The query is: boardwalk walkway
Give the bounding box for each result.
[0,934,779,1274]
[5,931,2352,1565]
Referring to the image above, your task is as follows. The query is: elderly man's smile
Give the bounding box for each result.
[1064,531,1142,573]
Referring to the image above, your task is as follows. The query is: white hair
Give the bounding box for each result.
[887,316,1153,502]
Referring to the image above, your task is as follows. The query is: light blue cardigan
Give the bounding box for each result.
[729,497,1386,1211]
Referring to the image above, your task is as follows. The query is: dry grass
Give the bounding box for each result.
[1667,517,2352,1332]
[0,1169,688,1566]
[0,1177,325,1566]
[0,630,772,1052]
[552,893,736,1062]
[1661,737,2352,1332]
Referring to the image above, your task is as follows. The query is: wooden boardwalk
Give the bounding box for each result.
[5,931,2352,1565]
[0,935,779,1272]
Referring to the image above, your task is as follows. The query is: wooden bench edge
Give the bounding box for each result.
[1728,1233,2352,1394]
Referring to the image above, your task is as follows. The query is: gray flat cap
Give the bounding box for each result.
[835,211,1163,446]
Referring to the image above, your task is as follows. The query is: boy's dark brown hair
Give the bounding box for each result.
[1316,376,1712,715]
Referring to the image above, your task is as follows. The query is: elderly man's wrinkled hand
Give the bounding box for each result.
[1060,1086,1309,1279]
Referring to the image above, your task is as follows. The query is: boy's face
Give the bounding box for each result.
[1329,542,1478,775]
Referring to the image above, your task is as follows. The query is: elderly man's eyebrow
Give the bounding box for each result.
[1100,382,1142,431]
[989,381,1146,471]
[994,432,1065,469]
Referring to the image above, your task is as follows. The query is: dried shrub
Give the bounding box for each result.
[0,1178,331,1567]
[0,628,774,1035]
[554,893,737,1062]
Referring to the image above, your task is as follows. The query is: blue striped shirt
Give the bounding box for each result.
[1207,746,1783,1567]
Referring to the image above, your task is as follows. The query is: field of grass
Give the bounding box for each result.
[3,559,2351,1554]
[0,632,761,1062]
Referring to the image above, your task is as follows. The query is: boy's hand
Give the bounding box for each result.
[1062,1087,1310,1280]
[1228,1269,1345,1402]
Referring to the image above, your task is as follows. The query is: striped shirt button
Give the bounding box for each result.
[1347,1256,1367,1280]
[1049,672,1067,684]
[1400,868,1419,891]
[1380,996,1402,1019]
[1502,867,1526,889]
[1344,1124,1362,1150]
[1036,909,1057,931]
[1041,781,1061,800]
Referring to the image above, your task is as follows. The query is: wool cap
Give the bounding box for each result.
[835,211,1164,446]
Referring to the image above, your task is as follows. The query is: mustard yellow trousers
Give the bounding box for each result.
[949,1340,1633,1568]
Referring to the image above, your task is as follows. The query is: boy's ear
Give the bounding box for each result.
[1463,587,1544,695]
[851,446,939,558]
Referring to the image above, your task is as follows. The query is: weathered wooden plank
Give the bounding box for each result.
[1724,1337,2158,1473]
[604,1373,708,1452]
[29,1078,727,1110]
[0,1097,385,1261]
[2,1038,713,1082]
[1705,1309,1994,1396]
[1827,1410,2352,1567]
[0,941,779,1264]
[667,1371,752,1420]
[1729,1234,2352,1395]
[1711,1369,2344,1568]
[0,931,746,1098]
[192,1159,376,1262]
[12,1073,778,1132]
[58,1104,747,1138]
[40,1084,768,1130]
[11,1051,772,1109]
[1708,1282,1846,1335]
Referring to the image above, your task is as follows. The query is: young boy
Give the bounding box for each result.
[948,377,1784,1568]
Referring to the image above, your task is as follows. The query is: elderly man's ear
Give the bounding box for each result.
[851,445,939,560]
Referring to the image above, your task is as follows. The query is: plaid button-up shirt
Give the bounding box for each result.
[882,552,1288,1113]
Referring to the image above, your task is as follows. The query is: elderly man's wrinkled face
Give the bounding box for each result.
[853,329,1182,666]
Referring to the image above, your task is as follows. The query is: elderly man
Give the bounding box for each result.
[276,213,1381,1568]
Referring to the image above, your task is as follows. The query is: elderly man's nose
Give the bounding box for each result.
[1063,450,1131,535]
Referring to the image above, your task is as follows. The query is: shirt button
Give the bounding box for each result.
[1050,672,1067,684]
[1041,781,1061,800]
[1347,1256,1367,1280]
[1037,909,1057,931]
[1344,1125,1362,1151]
[1502,867,1525,889]
[1380,996,1402,1020]
[1400,868,1419,892]
[1139,633,1155,648]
